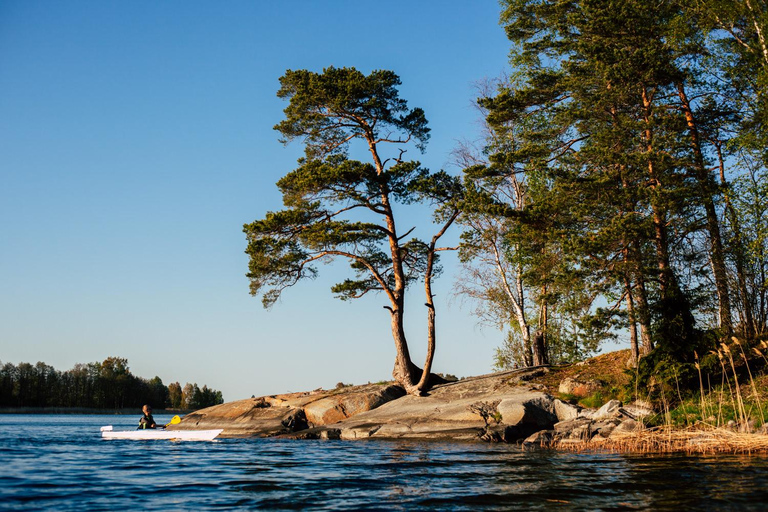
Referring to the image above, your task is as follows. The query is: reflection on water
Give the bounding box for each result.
[1,415,767,510]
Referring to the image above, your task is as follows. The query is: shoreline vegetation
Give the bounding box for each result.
[514,346,768,454]
[0,357,224,411]
[0,407,192,415]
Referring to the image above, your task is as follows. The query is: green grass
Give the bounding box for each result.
[579,391,607,409]
[642,391,768,429]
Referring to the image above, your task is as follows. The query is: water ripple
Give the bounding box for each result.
[2,415,768,510]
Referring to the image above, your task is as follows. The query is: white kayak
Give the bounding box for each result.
[100,425,223,441]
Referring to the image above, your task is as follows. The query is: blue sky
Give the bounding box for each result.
[0,1,548,401]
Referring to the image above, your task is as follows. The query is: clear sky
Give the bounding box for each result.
[0,1,557,401]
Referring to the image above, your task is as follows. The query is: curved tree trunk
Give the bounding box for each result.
[388,296,419,390]
[415,211,458,394]
[367,136,422,392]
[415,303,436,393]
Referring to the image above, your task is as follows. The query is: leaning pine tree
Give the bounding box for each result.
[244,67,461,394]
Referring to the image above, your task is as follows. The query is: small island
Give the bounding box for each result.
[232,9,768,456]
[170,348,768,454]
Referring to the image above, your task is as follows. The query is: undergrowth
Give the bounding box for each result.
[630,337,768,432]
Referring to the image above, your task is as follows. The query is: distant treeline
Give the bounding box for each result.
[0,357,223,410]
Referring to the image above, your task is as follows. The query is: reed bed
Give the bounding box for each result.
[554,426,768,454]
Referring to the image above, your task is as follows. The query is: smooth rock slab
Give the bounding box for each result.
[303,384,405,426]
[177,368,567,441]
[173,399,308,437]
[332,380,558,441]
[173,383,403,437]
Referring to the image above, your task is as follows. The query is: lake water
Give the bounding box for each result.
[1,414,768,510]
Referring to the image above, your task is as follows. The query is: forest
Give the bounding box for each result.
[470,0,768,388]
[244,0,768,395]
[0,357,224,410]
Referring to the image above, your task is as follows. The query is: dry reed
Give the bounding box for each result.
[553,426,768,455]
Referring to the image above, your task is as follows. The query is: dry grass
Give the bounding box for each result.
[533,349,633,392]
[554,426,768,454]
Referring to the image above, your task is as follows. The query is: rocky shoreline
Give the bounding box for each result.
[169,366,666,449]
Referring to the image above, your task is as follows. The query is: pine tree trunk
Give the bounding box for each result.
[532,331,548,366]
[715,142,756,340]
[415,303,436,392]
[416,249,438,393]
[370,138,422,392]
[642,87,674,298]
[625,275,640,368]
[389,301,419,389]
[415,211,458,394]
[536,285,548,366]
[676,83,732,334]
[635,277,654,355]
[619,169,651,357]
[728,207,756,339]
[642,86,696,348]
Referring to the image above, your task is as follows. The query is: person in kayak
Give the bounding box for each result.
[138,404,157,429]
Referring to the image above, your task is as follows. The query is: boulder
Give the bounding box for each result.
[592,419,621,438]
[553,418,593,441]
[497,395,558,427]
[593,399,623,420]
[554,399,581,421]
[554,418,591,432]
[620,402,655,420]
[303,384,405,426]
[523,430,554,449]
[558,377,602,397]
[320,428,341,440]
[496,395,559,440]
[610,418,641,436]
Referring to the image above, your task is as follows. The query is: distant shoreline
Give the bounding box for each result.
[0,407,192,415]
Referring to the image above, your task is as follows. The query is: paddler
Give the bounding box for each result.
[138,404,157,429]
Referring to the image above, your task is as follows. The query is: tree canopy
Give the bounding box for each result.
[454,0,768,392]
[245,67,461,393]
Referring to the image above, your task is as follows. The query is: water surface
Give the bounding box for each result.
[1,414,767,510]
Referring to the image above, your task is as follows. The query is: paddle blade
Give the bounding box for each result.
[165,415,181,427]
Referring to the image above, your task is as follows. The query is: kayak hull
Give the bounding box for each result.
[100,426,223,441]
